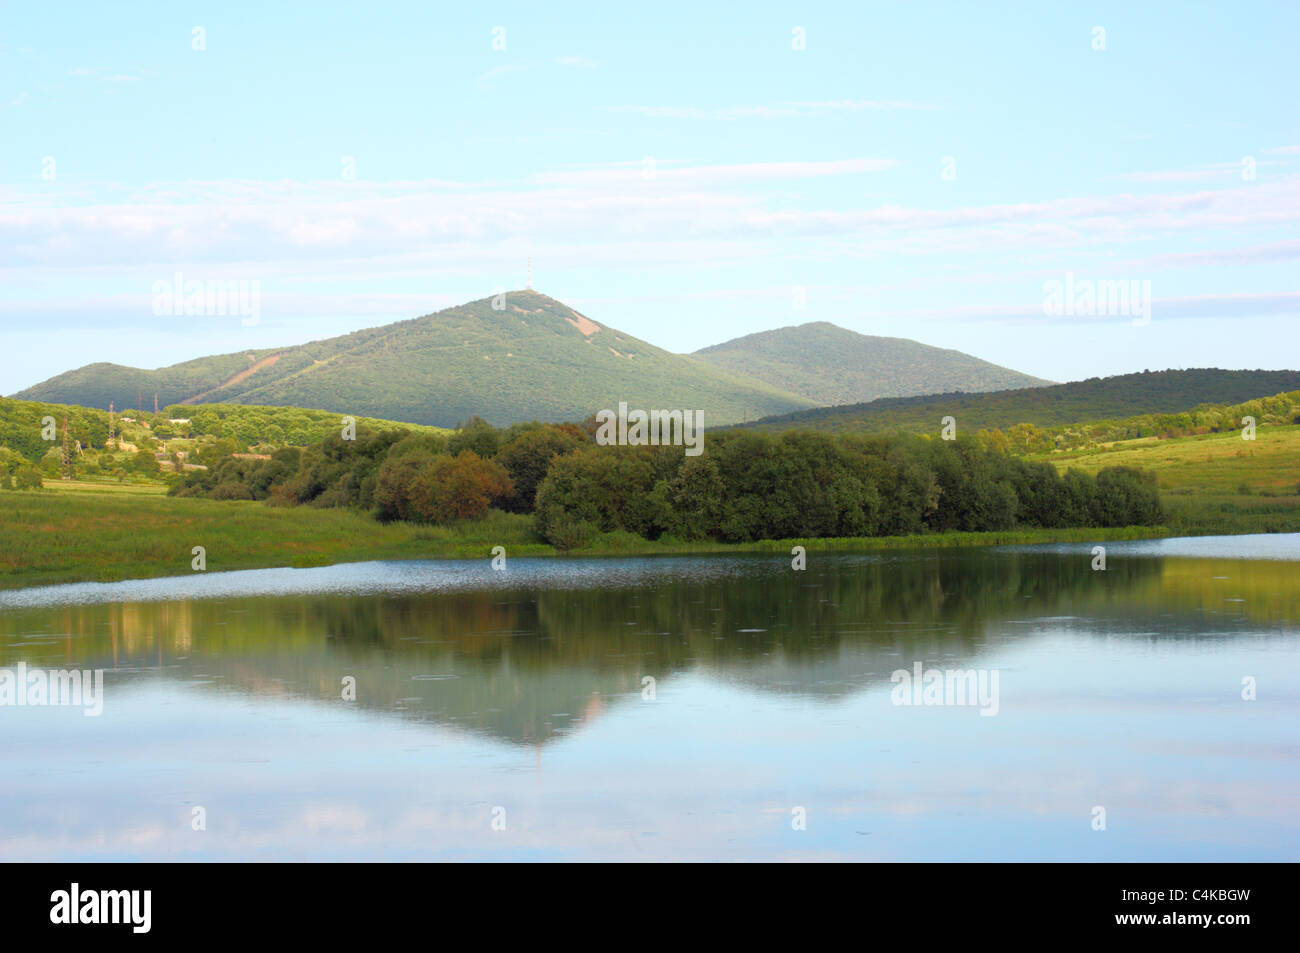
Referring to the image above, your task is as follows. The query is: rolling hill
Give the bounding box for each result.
[14,291,819,428]
[694,321,1051,405]
[739,369,1300,435]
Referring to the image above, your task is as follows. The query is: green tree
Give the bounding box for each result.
[495,424,585,513]
[447,416,500,458]
[131,449,162,476]
[534,446,659,542]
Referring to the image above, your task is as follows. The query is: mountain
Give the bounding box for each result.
[694,321,1051,405]
[13,291,818,428]
[740,368,1300,435]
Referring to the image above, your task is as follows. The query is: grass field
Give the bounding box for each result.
[0,491,558,589]
[40,479,171,496]
[1036,424,1300,535]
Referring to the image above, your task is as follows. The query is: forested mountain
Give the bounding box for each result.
[14,292,817,427]
[694,321,1050,404]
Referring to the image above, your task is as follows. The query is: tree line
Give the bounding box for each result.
[170,417,1163,546]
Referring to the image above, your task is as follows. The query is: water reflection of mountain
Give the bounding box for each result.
[0,552,1294,746]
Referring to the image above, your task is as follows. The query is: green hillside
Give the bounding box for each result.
[15,291,817,427]
[11,351,275,414]
[742,368,1300,436]
[695,320,1050,404]
[0,394,443,463]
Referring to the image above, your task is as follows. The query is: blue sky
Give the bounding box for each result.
[1,0,1297,395]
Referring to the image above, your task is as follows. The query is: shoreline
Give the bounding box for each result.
[3,483,1178,591]
[10,484,1299,594]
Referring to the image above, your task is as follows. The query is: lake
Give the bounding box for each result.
[1,534,1297,861]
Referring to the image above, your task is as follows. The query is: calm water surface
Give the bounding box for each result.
[2,535,1297,861]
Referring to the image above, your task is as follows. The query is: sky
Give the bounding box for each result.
[1,0,1297,395]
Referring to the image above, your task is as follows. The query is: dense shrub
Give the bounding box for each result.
[532,432,1162,545]
[168,415,1163,543]
[14,466,43,490]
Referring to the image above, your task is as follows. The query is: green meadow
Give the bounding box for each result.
[1037,424,1300,534]
[0,490,551,589]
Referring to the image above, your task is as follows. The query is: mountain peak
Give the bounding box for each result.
[694,321,1050,406]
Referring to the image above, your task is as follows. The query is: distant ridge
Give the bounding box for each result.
[694,321,1051,405]
[739,368,1300,435]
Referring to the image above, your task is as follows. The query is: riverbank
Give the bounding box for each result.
[0,484,1179,590]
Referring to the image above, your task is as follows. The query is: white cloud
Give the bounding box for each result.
[783,99,940,112]
[604,104,797,120]
[479,63,527,82]
[68,66,149,84]
[531,157,898,188]
[4,172,1294,268]
[1135,239,1300,270]
[605,100,938,120]
[1,166,1295,328]
[1114,165,1239,183]
[865,291,1300,326]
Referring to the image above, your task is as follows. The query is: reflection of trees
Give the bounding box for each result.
[0,552,1292,746]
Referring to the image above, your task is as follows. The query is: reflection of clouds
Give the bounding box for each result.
[2,721,1294,861]
[1,667,1296,862]
[298,804,370,835]
[1,552,1297,860]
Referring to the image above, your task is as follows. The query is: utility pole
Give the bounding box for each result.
[154,393,159,415]
[109,402,115,442]
[61,417,71,481]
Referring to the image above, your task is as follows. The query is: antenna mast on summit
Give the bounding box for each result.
[526,256,532,290]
